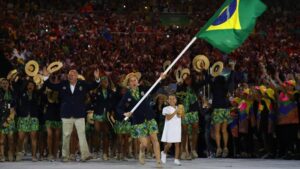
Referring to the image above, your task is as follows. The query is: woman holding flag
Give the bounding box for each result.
[117,72,165,167]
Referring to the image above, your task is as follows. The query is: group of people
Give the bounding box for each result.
[0,60,300,166]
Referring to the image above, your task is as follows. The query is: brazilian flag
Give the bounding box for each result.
[196,0,267,54]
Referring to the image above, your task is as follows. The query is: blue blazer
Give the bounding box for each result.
[91,88,115,116]
[117,87,155,125]
[44,79,99,118]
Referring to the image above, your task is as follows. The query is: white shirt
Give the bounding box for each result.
[70,84,76,94]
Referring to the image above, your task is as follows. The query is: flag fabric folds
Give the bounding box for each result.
[196,0,267,53]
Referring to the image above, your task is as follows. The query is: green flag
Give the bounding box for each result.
[196,0,267,54]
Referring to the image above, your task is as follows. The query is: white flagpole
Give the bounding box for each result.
[124,37,197,120]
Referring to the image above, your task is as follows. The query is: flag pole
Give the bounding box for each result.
[124,37,197,121]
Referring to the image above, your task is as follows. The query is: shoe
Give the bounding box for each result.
[47,155,54,161]
[69,154,76,161]
[62,157,69,162]
[102,154,108,161]
[216,148,222,158]
[16,152,23,161]
[222,148,229,158]
[156,161,162,168]
[192,150,198,158]
[181,152,186,160]
[161,151,167,164]
[186,154,192,160]
[139,150,145,165]
[32,157,38,162]
[81,155,93,162]
[0,157,5,162]
[146,152,152,159]
[8,152,14,162]
[174,159,181,166]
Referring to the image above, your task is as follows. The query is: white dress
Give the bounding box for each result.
[161,106,181,143]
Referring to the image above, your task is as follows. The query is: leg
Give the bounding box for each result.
[46,128,54,158]
[7,133,14,161]
[94,121,101,154]
[191,122,199,157]
[138,137,148,164]
[0,133,4,161]
[61,118,74,160]
[214,123,222,157]
[101,122,110,159]
[163,143,172,154]
[221,122,229,157]
[221,122,229,149]
[74,118,91,160]
[16,131,26,161]
[181,124,188,159]
[30,131,38,160]
[53,128,61,159]
[149,132,161,163]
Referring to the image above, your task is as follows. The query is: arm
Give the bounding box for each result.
[83,69,101,91]
[116,93,130,118]
[43,78,62,91]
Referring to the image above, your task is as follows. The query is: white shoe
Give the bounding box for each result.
[161,151,167,164]
[174,159,181,166]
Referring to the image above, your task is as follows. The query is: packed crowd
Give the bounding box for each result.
[0,0,299,165]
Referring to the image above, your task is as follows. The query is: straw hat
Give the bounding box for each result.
[255,85,267,95]
[78,74,86,81]
[7,69,18,81]
[210,61,224,77]
[122,72,141,87]
[174,67,182,83]
[266,88,275,100]
[47,61,63,74]
[285,80,296,87]
[163,60,171,71]
[25,60,39,77]
[243,88,250,95]
[106,112,116,127]
[33,74,43,86]
[180,68,190,80]
[192,55,210,72]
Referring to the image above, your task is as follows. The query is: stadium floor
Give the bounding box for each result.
[1,157,300,169]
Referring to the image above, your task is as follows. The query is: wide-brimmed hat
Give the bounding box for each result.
[78,74,85,81]
[163,60,171,71]
[284,80,296,87]
[210,61,224,77]
[25,60,39,77]
[174,67,182,83]
[180,68,190,80]
[266,88,275,100]
[243,88,250,95]
[47,61,63,74]
[193,55,210,72]
[255,85,267,95]
[122,72,141,87]
[33,74,43,86]
[106,111,116,127]
[7,69,18,81]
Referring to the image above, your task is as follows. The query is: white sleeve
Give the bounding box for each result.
[162,107,170,116]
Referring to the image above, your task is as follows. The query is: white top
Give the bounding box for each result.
[70,84,76,93]
[161,106,181,143]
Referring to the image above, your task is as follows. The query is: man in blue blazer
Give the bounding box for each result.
[43,68,100,162]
